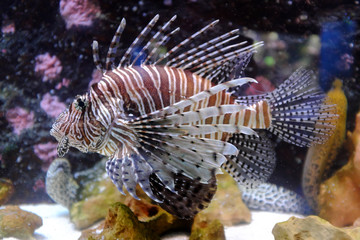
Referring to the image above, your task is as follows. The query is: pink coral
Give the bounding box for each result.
[34,142,58,171]
[245,76,275,95]
[40,93,67,118]
[33,179,45,192]
[1,21,15,34]
[55,78,71,90]
[34,53,63,82]
[6,107,35,136]
[59,0,101,29]
[337,53,354,71]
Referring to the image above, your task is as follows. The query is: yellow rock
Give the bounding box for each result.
[0,178,14,205]
[302,79,347,212]
[272,215,360,240]
[197,171,251,226]
[190,214,225,240]
[70,175,126,229]
[318,111,360,227]
[0,205,42,240]
[79,202,189,240]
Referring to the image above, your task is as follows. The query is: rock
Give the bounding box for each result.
[70,162,183,229]
[190,214,225,240]
[318,111,360,227]
[46,158,79,208]
[272,215,360,240]
[70,174,126,229]
[0,178,14,205]
[0,205,42,240]
[79,202,189,240]
[302,79,348,212]
[196,171,251,226]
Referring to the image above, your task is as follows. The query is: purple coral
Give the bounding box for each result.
[40,93,66,118]
[6,107,35,136]
[33,179,45,192]
[33,142,58,171]
[55,78,71,90]
[1,20,15,34]
[59,0,101,29]
[34,53,63,82]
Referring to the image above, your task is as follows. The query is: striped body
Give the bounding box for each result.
[91,65,271,157]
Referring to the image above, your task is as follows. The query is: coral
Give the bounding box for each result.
[34,53,63,82]
[79,202,188,240]
[33,142,58,171]
[0,205,42,240]
[32,179,45,192]
[272,215,360,240]
[197,171,251,226]
[59,0,101,29]
[302,79,347,212]
[337,53,354,71]
[190,215,225,240]
[5,106,35,136]
[318,111,360,227]
[245,76,275,95]
[55,78,71,89]
[40,93,66,118]
[1,20,15,34]
[0,178,14,205]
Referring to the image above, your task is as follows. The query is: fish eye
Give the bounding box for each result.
[74,95,87,112]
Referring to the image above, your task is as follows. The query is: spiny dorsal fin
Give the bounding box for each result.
[93,14,263,87]
[132,15,177,65]
[154,19,220,65]
[119,14,160,67]
[106,18,126,70]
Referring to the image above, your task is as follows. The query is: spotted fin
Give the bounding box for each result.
[149,172,217,219]
[241,183,311,215]
[222,131,276,188]
[236,68,338,147]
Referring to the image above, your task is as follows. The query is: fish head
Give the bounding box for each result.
[50,93,104,157]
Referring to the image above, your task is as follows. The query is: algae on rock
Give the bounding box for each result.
[79,202,189,240]
[190,214,225,240]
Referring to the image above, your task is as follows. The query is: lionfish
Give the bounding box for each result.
[50,15,336,219]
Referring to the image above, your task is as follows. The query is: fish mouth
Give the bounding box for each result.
[57,135,69,157]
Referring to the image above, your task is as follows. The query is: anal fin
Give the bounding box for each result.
[222,130,276,189]
[149,172,217,219]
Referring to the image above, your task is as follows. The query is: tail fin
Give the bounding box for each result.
[237,68,338,147]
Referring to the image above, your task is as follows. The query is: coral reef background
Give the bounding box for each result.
[0,0,359,205]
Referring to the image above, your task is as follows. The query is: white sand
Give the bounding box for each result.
[3,204,301,240]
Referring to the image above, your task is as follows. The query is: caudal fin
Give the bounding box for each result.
[237,68,338,147]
